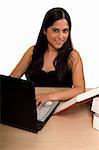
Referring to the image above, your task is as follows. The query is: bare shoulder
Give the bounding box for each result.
[70,49,81,59]
[69,49,81,63]
[26,45,34,56]
[68,49,82,69]
[21,45,35,64]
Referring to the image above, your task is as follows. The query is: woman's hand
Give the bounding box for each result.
[36,93,52,108]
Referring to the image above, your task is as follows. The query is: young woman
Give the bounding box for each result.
[10,7,85,106]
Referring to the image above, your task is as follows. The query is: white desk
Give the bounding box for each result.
[0,105,99,150]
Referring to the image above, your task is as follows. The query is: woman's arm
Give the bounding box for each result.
[10,46,34,78]
[36,50,85,105]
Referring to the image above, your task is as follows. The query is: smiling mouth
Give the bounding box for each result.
[56,41,64,45]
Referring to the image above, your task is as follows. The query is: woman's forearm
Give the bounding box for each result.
[49,86,85,101]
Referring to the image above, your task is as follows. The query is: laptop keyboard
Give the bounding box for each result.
[37,101,59,122]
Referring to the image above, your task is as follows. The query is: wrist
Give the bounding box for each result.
[49,92,60,101]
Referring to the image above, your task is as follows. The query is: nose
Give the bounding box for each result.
[57,32,64,39]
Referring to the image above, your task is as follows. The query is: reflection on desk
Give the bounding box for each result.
[0,105,99,150]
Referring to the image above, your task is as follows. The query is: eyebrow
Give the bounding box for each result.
[51,27,69,31]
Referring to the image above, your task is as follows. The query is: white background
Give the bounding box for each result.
[0,0,99,88]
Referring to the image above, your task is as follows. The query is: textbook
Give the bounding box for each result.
[91,97,99,131]
[54,87,99,114]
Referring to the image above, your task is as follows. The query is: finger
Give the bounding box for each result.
[37,101,45,109]
[36,100,41,106]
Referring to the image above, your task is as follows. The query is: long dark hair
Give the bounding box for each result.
[26,7,73,81]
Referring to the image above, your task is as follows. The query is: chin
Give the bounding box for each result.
[55,45,63,49]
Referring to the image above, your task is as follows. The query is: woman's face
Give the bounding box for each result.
[45,18,69,50]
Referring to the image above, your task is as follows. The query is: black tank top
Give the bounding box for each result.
[26,69,73,87]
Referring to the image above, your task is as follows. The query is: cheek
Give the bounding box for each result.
[46,33,55,42]
[64,33,69,41]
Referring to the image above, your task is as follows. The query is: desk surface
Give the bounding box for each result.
[0,88,99,150]
[0,105,99,150]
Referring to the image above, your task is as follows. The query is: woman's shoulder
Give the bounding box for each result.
[69,49,81,62]
[70,49,81,58]
[26,45,34,54]
[21,45,35,61]
[23,45,35,58]
[68,49,82,69]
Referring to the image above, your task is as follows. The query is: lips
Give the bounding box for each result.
[55,39,65,44]
[56,41,64,45]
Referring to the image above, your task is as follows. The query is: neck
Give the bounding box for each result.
[47,44,57,53]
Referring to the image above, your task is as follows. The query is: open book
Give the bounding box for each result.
[54,87,99,114]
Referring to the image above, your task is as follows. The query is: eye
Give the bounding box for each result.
[52,28,59,33]
[63,28,69,33]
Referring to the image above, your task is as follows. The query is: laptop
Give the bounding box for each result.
[0,75,59,133]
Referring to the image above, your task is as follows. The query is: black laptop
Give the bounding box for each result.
[0,75,59,133]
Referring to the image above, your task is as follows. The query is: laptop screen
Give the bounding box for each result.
[0,75,38,132]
